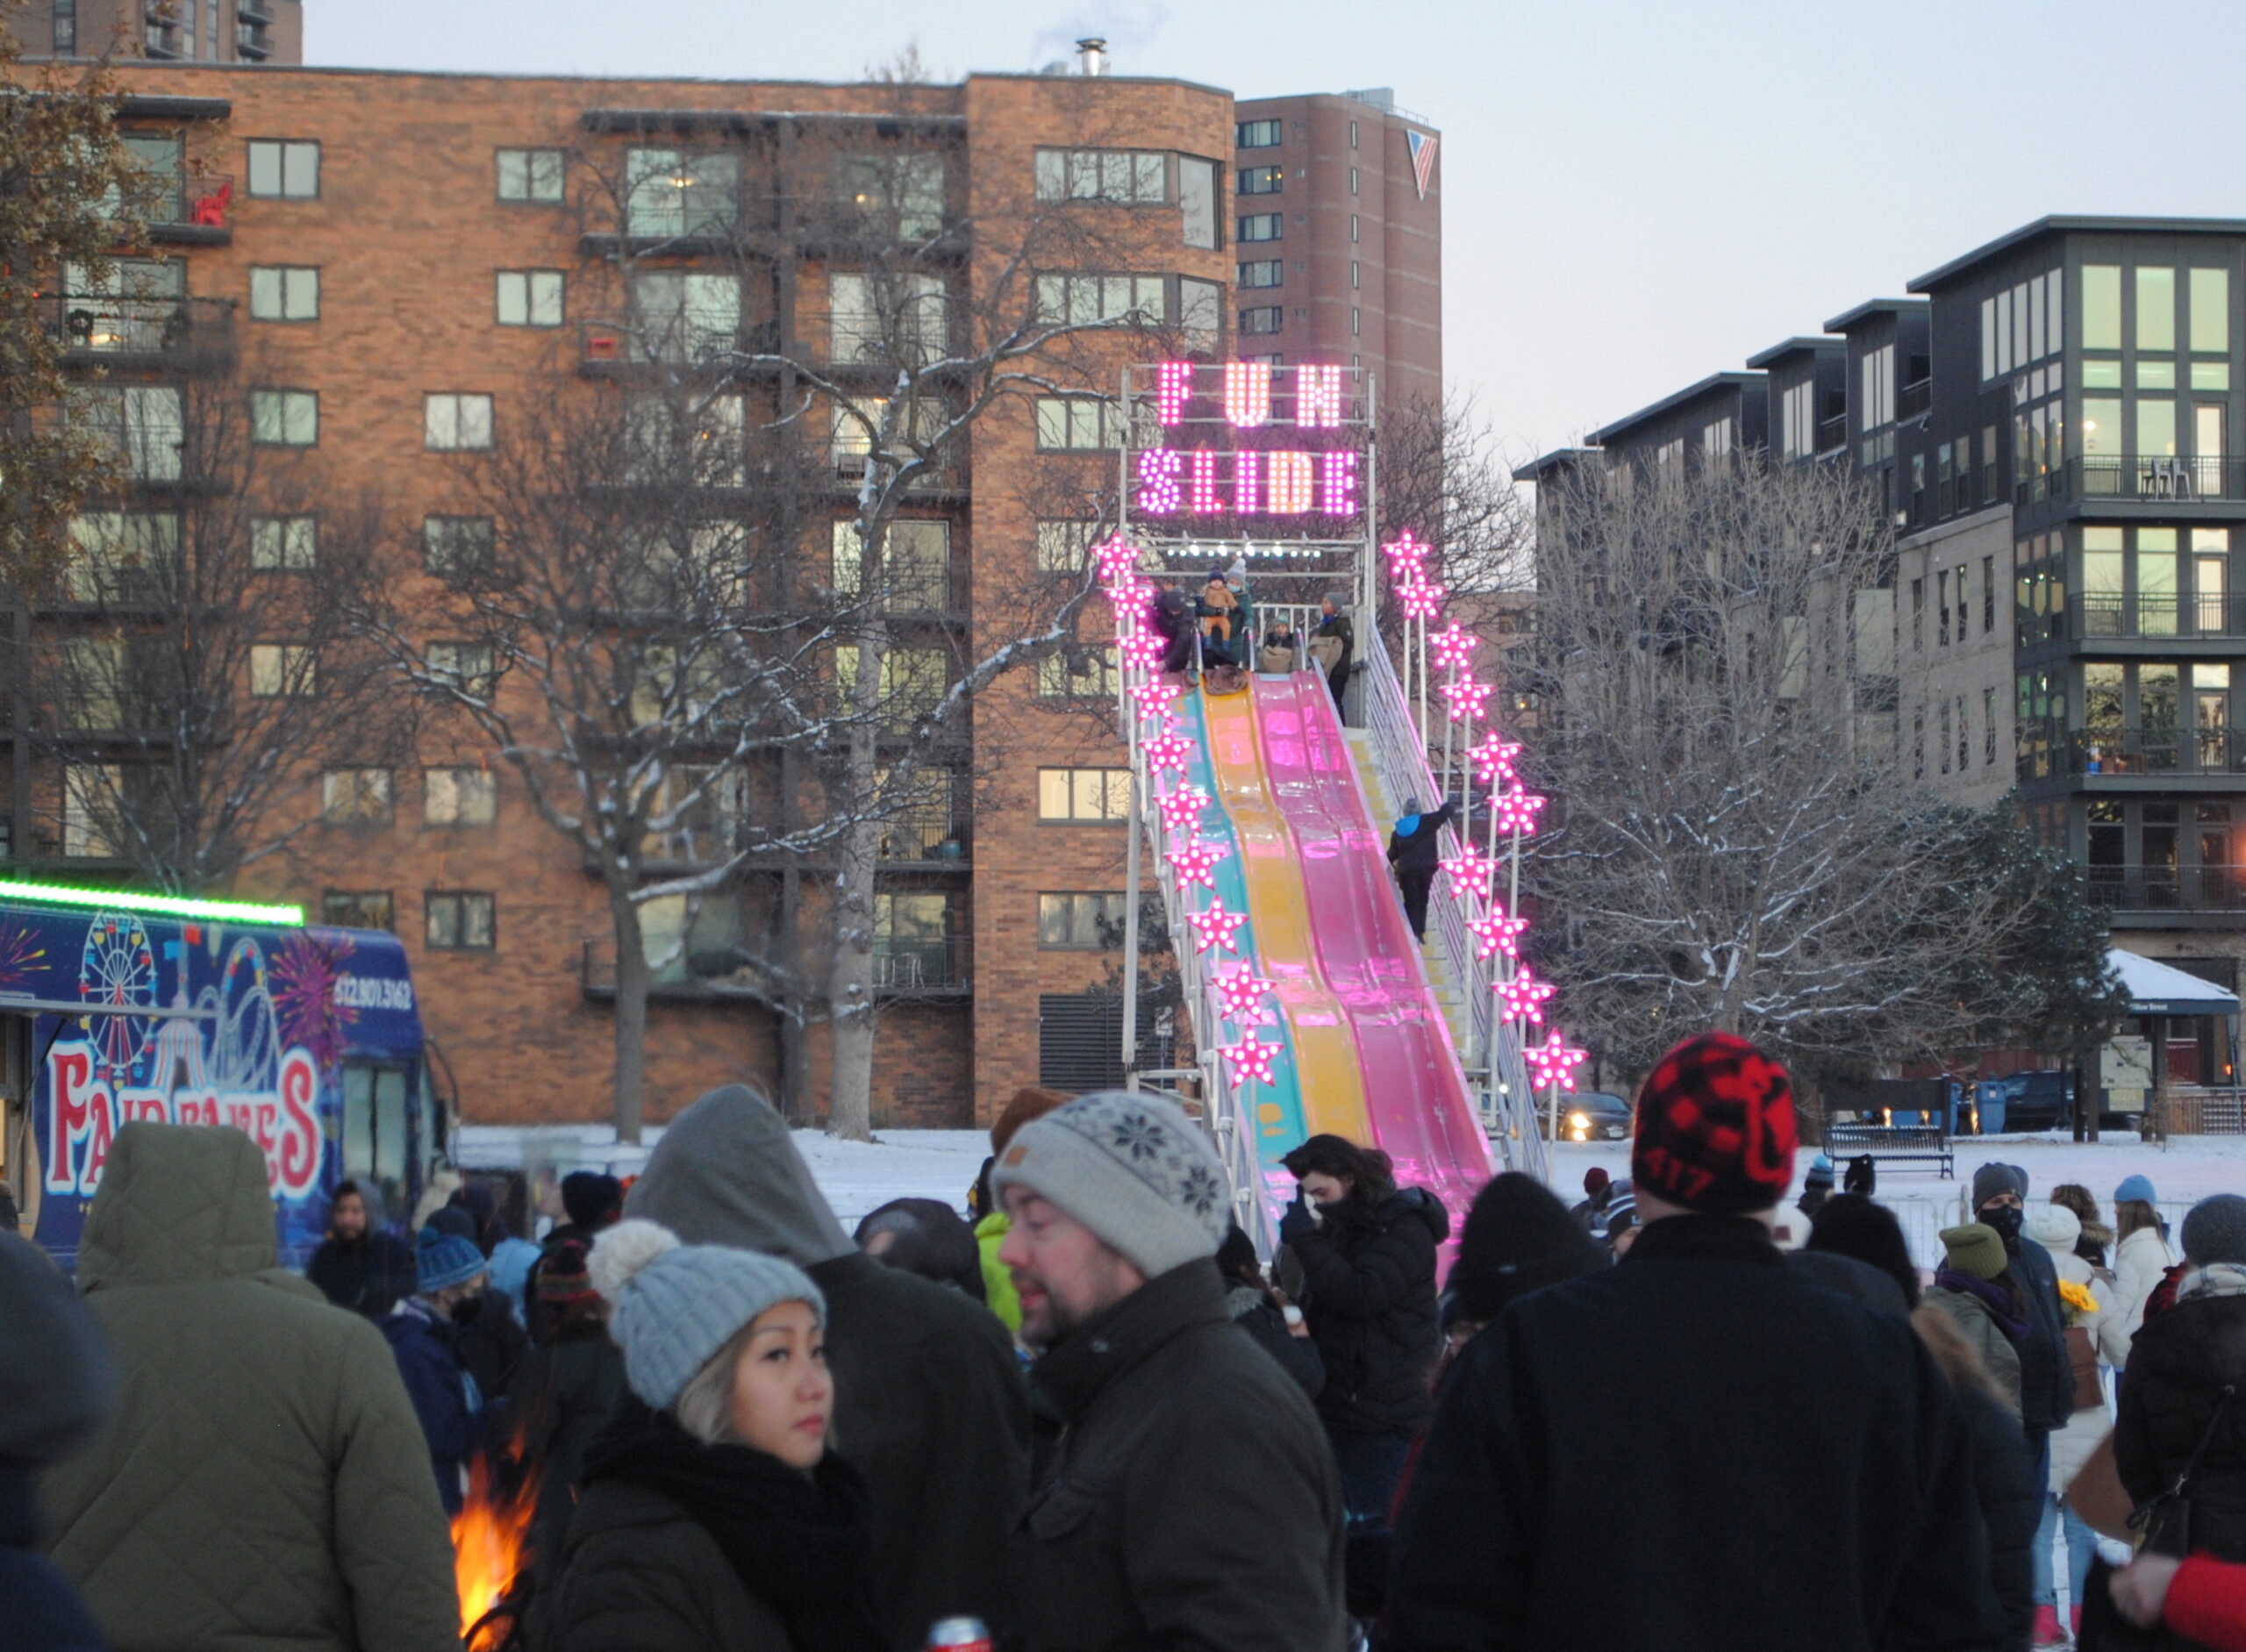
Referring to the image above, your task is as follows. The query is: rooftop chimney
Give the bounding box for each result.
[1077,37,1108,76]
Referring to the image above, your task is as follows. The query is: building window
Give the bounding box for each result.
[1983,554,1996,633]
[1984,687,1998,766]
[1350,307,1361,338]
[1937,569,1951,647]
[496,147,565,203]
[76,385,183,478]
[245,139,319,200]
[1859,342,1895,430]
[1351,261,1360,291]
[1036,646,1119,698]
[64,511,177,600]
[1350,214,1360,243]
[1910,577,1924,651]
[1034,148,1169,204]
[424,393,493,452]
[1780,380,1814,459]
[1237,165,1282,196]
[322,890,393,932]
[1236,118,1282,148]
[1956,695,1971,775]
[830,519,950,611]
[53,0,75,54]
[833,645,949,729]
[1239,305,1283,335]
[248,266,318,321]
[1034,397,1127,451]
[321,768,391,824]
[424,767,497,826]
[250,514,316,571]
[1035,520,1100,572]
[1038,891,1127,948]
[1349,167,1359,195]
[249,643,314,697]
[1033,273,1166,326]
[427,641,497,696]
[250,389,317,447]
[1350,120,1359,148]
[1236,212,1283,244]
[1039,768,1131,822]
[496,270,564,327]
[425,891,496,951]
[423,516,496,580]
[624,149,740,239]
[1238,260,1283,290]
[1940,701,1952,774]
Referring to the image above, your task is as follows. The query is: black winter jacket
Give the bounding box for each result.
[1385,804,1458,878]
[1227,1284,1326,1399]
[2002,1232,2077,1435]
[305,1231,416,1319]
[1955,1384,2040,1652]
[1387,1214,2004,1652]
[1018,1262,1346,1652]
[511,1328,630,1586]
[2115,1286,2246,1563]
[1291,1188,1448,1436]
[2,1469,104,1652]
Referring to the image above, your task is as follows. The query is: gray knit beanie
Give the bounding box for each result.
[989,1091,1231,1277]
[590,1219,826,1412]
[2181,1195,2246,1267]
[1971,1162,2024,1210]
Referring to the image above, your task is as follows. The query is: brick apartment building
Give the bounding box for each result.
[1520,216,2246,1094]
[40,0,301,62]
[1231,88,1441,411]
[32,58,1254,1133]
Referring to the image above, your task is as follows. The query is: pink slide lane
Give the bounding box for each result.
[1251,673,1496,1254]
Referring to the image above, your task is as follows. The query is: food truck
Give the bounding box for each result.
[0,881,446,1270]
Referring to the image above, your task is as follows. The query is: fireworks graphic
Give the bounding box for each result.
[269,932,357,1069]
[0,923,47,991]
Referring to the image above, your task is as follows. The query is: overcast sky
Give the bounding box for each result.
[311,1,2246,464]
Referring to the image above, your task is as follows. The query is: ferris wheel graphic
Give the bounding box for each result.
[80,913,159,1084]
[200,935,278,1090]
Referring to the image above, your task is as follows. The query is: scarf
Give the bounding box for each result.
[2180,1262,2246,1304]
[582,1401,883,1652]
[1935,1269,2032,1342]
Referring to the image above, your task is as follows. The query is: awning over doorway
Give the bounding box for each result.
[2110,948,2242,1019]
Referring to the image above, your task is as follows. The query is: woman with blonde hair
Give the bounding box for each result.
[549,1220,882,1652]
[2103,1174,2177,1366]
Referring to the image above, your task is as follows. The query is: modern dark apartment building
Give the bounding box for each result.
[1230,87,1441,411]
[1519,216,2246,1087]
[32,0,301,63]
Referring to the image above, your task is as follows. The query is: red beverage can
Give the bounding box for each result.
[926,1618,994,1652]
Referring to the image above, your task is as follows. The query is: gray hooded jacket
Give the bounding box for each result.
[627,1086,1029,1649]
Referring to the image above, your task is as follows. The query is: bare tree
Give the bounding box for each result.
[1377,390,1534,594]
[1522,455,2052,1083]
[25,352,405,891]
[561,112,1192,1138]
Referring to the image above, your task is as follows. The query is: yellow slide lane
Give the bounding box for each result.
[1199,684,1373,1144]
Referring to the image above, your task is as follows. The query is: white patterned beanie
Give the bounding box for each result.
[989,1091,1231,1277]
[590,1219,826,1411]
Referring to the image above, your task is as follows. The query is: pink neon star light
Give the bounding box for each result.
[1167,838,1228,890]
[1382,529,1431,578]
[1156,785,1209,834]
[1492,789,1548,837]
[1444,677,1493,722]
[1220,1030,1283,1089]
[1440,848,1494,902]
[1213,962,1274,1020]
[1470,734,1522,784]
[1499,967,1556,1025]
[1469,910,1529,961]
[1429,623,1477,673]
[1092,536,1139,580]
[1525,1028,1589,1091]
[1119,630,1167,669]
[1397,578,1446,621]
[1143,732,1193,776]
[1105,576,1153,618]
[1188,896,1248,955]
[1132,681,1176,721]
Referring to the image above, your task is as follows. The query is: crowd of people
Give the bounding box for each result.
[1142,563,1355,707]
[11,1045,2246,1651]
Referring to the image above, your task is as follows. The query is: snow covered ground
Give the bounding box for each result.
[460,1121,2246,1265]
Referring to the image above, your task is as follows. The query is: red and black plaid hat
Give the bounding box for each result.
[1630,1032,1798,1214]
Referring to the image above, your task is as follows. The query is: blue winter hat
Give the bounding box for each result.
[1806,1155,1835,1190]
[2116,1174,2160,1206]
[590,1219,826,1412]
[416,1226,485,1295]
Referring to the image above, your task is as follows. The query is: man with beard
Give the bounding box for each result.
[306,1179,416,1319]
[994,1091,1345,1652]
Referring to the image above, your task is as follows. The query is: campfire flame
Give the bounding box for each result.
[452,1452,537,1651]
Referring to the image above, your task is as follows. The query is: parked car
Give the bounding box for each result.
[1562,1091,1632,1142]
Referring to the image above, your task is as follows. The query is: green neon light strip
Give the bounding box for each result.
[0,880,304,926]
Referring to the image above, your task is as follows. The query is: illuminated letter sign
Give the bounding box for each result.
[1224,361,1272,427]
[1131,362,1366,526]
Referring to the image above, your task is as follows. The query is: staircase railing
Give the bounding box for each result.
[1359,640,1549,1179]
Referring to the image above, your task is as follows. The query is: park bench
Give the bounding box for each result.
[1823,1119,1955,1180]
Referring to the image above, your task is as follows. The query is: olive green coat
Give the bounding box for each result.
[43,1122,461,1652]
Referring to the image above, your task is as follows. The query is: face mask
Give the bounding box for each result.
[1980,1205,2024,1244]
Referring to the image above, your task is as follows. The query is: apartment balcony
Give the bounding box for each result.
[237,0,274,21]
[1898,377,1931,420]
[2070,727,2246,778]
[1815,413,1849,455]
[876,813,969,865]
[2064,454,2246,504]
[2074,594,2246,642]
[145,172,234,246]
[2088,866,2246,916]
[869,935,969,996]
[45,293,234,371]
[235,24,272,58]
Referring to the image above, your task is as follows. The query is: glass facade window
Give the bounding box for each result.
[1236,119,1282,148]
[2138,267,2178,353]
[2084,266,2122,350]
